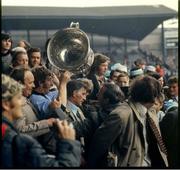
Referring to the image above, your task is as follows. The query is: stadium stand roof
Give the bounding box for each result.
[2,5,177,40]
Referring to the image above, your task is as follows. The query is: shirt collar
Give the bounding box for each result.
[95,74,105,81]
[175,96,178,101]
[67,100,79,115]
[134,102,147,118]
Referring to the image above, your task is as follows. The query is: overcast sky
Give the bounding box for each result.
[2,0,178,11]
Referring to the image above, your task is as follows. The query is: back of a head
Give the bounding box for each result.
[18,40,31,50]
[149,72,161,80]
[129,76,161,104]
[134,58,145,67]
[102,83,125,104]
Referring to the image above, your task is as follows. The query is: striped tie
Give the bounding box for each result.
[76,108,85,122]
[147,114,167,155]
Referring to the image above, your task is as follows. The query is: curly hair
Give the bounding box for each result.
[2,74,23,101]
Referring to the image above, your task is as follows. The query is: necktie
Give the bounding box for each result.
[76,108,85,122]
[146,114,167,155]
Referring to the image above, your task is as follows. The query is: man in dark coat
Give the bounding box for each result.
[160,104,179,168]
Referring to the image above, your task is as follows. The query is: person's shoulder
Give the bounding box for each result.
[29,92,45,100]
[163,107,178,122]
[110,102,132,119]
[48,89,58,95]
[16,133,39,147]
[114,101,131,111]
[2,123,9,139]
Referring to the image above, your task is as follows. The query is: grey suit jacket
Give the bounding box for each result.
[14,96,50,137]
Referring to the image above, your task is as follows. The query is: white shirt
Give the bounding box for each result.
[134,102,151,167]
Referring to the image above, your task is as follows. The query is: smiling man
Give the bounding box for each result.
[28,47,43,68]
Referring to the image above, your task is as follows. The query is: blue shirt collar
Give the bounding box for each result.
[67,100,79,115]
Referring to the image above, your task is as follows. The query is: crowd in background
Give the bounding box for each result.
[1,32,179,168]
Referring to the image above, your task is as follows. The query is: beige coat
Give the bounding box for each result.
[88,101,168,167]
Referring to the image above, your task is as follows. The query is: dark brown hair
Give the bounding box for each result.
[31,66,52,88]
[129,76,161,103]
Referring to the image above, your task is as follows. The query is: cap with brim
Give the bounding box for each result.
[111,63,128,73]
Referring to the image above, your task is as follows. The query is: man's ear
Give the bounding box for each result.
[38,81,43,88]
[2,101,11,112]
[72,90,77,98]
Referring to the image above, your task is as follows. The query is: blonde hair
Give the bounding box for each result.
[2,74,24,101]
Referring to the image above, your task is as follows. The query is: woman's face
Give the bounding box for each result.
[1,39,12,51]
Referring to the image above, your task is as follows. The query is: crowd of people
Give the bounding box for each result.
[1,32,179,168]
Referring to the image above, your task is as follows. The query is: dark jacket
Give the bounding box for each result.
[160,107,179,168]
[87,74,101,100]
[1,117,81,168]
[1,51,13,75]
